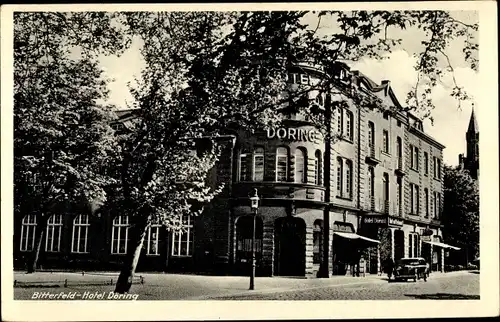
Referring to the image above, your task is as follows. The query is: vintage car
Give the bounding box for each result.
[393,257,429,282]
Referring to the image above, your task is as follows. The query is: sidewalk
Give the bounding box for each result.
[13,271,386,300]
[13,270,474,300]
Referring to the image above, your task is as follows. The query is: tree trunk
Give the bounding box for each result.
[114,215,151,294]
[26,213,49,274]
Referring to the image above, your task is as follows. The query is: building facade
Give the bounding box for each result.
[14,62,449,276]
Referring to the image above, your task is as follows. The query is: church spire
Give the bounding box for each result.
[467,104,479,134]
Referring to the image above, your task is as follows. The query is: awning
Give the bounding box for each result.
[333,232,380,244]
[423,240,461,250]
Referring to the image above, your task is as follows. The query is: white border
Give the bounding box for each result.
[1,2,498,321]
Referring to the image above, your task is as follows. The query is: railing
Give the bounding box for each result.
[397,157,403,170]
[370,196,375,211]
[383,200,390,214]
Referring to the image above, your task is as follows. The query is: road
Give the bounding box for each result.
[13,270,479,300]
[209,271,480,300]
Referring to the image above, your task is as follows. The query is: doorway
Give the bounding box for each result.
[274,216,306,276]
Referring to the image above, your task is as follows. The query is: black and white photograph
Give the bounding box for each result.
[1,2,498,321]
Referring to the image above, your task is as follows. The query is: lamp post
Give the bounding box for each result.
[249,188,259,290]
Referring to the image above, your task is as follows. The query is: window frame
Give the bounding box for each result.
[71,214,90,254]
[253,147,265,182]
[383,130,390,154]
[45,214,63,253]
[171,214,194,257]
[336,157,343,196]
[276,147,288,182]
[20,214,37,252]
[111,215,130,255]
[146,223,161,256]
[238,151,249,182]
[314,150,322,185]
[294,148,307,184]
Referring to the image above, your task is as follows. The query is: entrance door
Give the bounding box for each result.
[274,217,306,276]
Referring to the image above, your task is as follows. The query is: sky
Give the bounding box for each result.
[97,11,479,167]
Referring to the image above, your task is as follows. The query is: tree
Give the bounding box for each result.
[110,10,477,293]
[442,165,479,266]
[13,12,130,272]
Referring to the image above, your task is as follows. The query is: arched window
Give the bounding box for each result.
[72,214,90,253]
[46,214,63,252]
[20,214,37,252]
[253,147,264,181]
[314,150,322,185]
[276,147,288,182]
[295,148,306,183]
[111,215,130,254]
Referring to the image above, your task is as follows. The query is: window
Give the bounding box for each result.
[424,188,429,218]
[410,184,419,215]
[345,160,353,197]
[111,215,130,254]
[383,173,389,202]
[345,110,353,141]
[238,151,248,181]
[433,192,441,219]
[411,145,419,171]
[72,215,89,253]
[20,214,37,251]
[337,108,343,135]
[146,223,161,255]
[396,137,402,168]
[424,152,429,175]
[434,157,441,179]
[397,120,402,127]
[368,122,375,148]
[383,111,390,120]
[172,214,194,256]
[368,167,375,198]
[337,158,352,199]
[336,157,343,195]
[45,214,63,252]
[253,147,264,181]
[314,150,322,185]
[276,147,288,182]
[383,130,389,153]
[408,234,413,257]
[414,234,419,257]
[397,177,402,215]
[313,220,322,264]
[295,148,306,183]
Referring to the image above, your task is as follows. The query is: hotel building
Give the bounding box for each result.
[14,62,451,276]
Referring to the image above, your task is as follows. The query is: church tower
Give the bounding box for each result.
[465,105,479,180]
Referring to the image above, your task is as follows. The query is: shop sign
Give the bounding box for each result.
[363,216,387,225]
[388,216,403,227]
[266,128,322,144]
[333,222,354,233]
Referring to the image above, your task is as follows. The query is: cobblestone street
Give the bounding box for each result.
[13,270,479,301]
[209,271,480,300]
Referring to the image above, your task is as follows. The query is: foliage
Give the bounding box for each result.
[13,12,130,271]
[441,165,479,262]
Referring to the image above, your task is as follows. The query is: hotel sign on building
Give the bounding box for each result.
[266,127,322,144]
[363,215,404,227]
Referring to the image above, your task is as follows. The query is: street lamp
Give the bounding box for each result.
[249,188,259,290]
